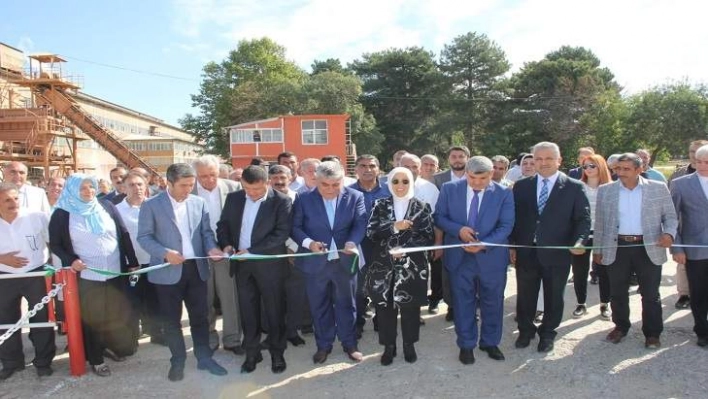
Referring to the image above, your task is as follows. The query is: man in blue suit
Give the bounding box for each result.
[435,156,515,365]
[137,163,227,382]
[292,161,368,364]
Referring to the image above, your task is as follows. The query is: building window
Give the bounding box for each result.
[301,120,328,145]
[230,128,283,143]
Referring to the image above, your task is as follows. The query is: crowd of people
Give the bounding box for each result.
[0,138,707,382]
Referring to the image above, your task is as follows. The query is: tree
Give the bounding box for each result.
[501,46,621,162]
[437,32,511,154]
[180,38,306,157]
[311,58,348,75]
[626,83,708,160]
[350,47,443,164]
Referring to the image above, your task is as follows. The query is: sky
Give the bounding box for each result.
[2,0,707,127]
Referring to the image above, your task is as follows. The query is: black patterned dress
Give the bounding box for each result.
[365,196,434,309]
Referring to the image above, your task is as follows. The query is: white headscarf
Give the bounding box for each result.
[387,167,415,221]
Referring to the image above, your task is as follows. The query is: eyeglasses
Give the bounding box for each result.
[582,164,597,170]
[391,179,410,185]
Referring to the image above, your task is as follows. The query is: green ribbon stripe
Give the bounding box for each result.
[44,250,360,277]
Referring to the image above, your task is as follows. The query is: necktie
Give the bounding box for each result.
[467,189,480,227]
[538,179,549,214]
[325,200,339,260]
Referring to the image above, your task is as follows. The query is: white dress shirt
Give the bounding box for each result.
[18,184,51,214]
[69,208,120,281]
[414,178,439,214]
[289,176,305,192]
[699,175,708,200]
[238,194,266,251]
[168,192,195,259]
[450,170,465,183]
[196,182,222,234]
[0,210,49,273]
[116,199,151,264]
[618,179,644,235]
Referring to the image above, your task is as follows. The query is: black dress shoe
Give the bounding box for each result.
[459,348,475,365]
[300,325,314,335]
[288,335,306,347]
[428,299,440,314]
[403,343,417,363]
[0,366,24,381]
[271,353,287,374]
[313,349,331,364]
[198,358,228,376]
[697,336,708,347]
[224,345,246,355]
[241,352,264,374]
[479,346,505,361]
[168,365,184,382]
[675,295,691,309]
[36,366,54,377]
[380,345,396,366]
[538,339,554,353]
[446,307,455,322]
[150,335,168,346]
[515,335,532,349]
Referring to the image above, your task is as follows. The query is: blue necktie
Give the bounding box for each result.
[538,179,549,214]
[325,200,338,260]
[467,190,480,227]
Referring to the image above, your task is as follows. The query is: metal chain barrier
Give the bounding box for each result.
[0,283,64,348]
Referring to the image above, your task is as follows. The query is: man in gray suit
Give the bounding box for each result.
[138,163,227,381]
[431,146,470,319]
[191,155,243,355]
[594,153,678,349]
[670,144,708,347]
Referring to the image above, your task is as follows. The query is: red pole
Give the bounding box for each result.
[61,269,86,376]
[45,276,56,324]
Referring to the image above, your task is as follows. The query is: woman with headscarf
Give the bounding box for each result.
[365,167,434,366]
[49,174,139,377]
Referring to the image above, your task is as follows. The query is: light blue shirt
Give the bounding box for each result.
[618,179,644,235]
[238,194,266,251]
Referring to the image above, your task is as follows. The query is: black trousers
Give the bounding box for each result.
[127,264,163,340]
[685,258,708,338]
[428,254,443,303]
[0,273,56,369]
[154,260,211,366]
[571,239,592,304]
[607,244,663,338]
[284,262,311,338]
[516,249,570,340]
[375,304,421,346]
[237,260,287,356]
[596,263,611,304]
[79,277,135,365]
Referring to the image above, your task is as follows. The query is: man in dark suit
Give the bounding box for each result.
[671,144,708,347]
[137,163,227,382]
[103,166,127,204]
[292,161,367,364]
[431,145,471,319]
[511,142,591,353]
[216,166,292,373]
[435,156,515,365]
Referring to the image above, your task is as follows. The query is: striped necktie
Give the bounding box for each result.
[538,178,549,214]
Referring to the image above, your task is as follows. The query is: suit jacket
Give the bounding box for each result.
[137,191,217,284]
[291,187,367,275]
[595,177,678,266]
[49,199,138,272]
[435,180,515,272]
[433,170,453,190]
[191,178,242,210]
[216,188,292,276]
[511,173,591,266]
[671,173,708,260]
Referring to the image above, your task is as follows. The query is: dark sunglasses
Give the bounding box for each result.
[391,179,410,185]
[582,164,597,170]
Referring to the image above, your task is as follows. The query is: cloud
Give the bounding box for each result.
[170,0,708,92]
